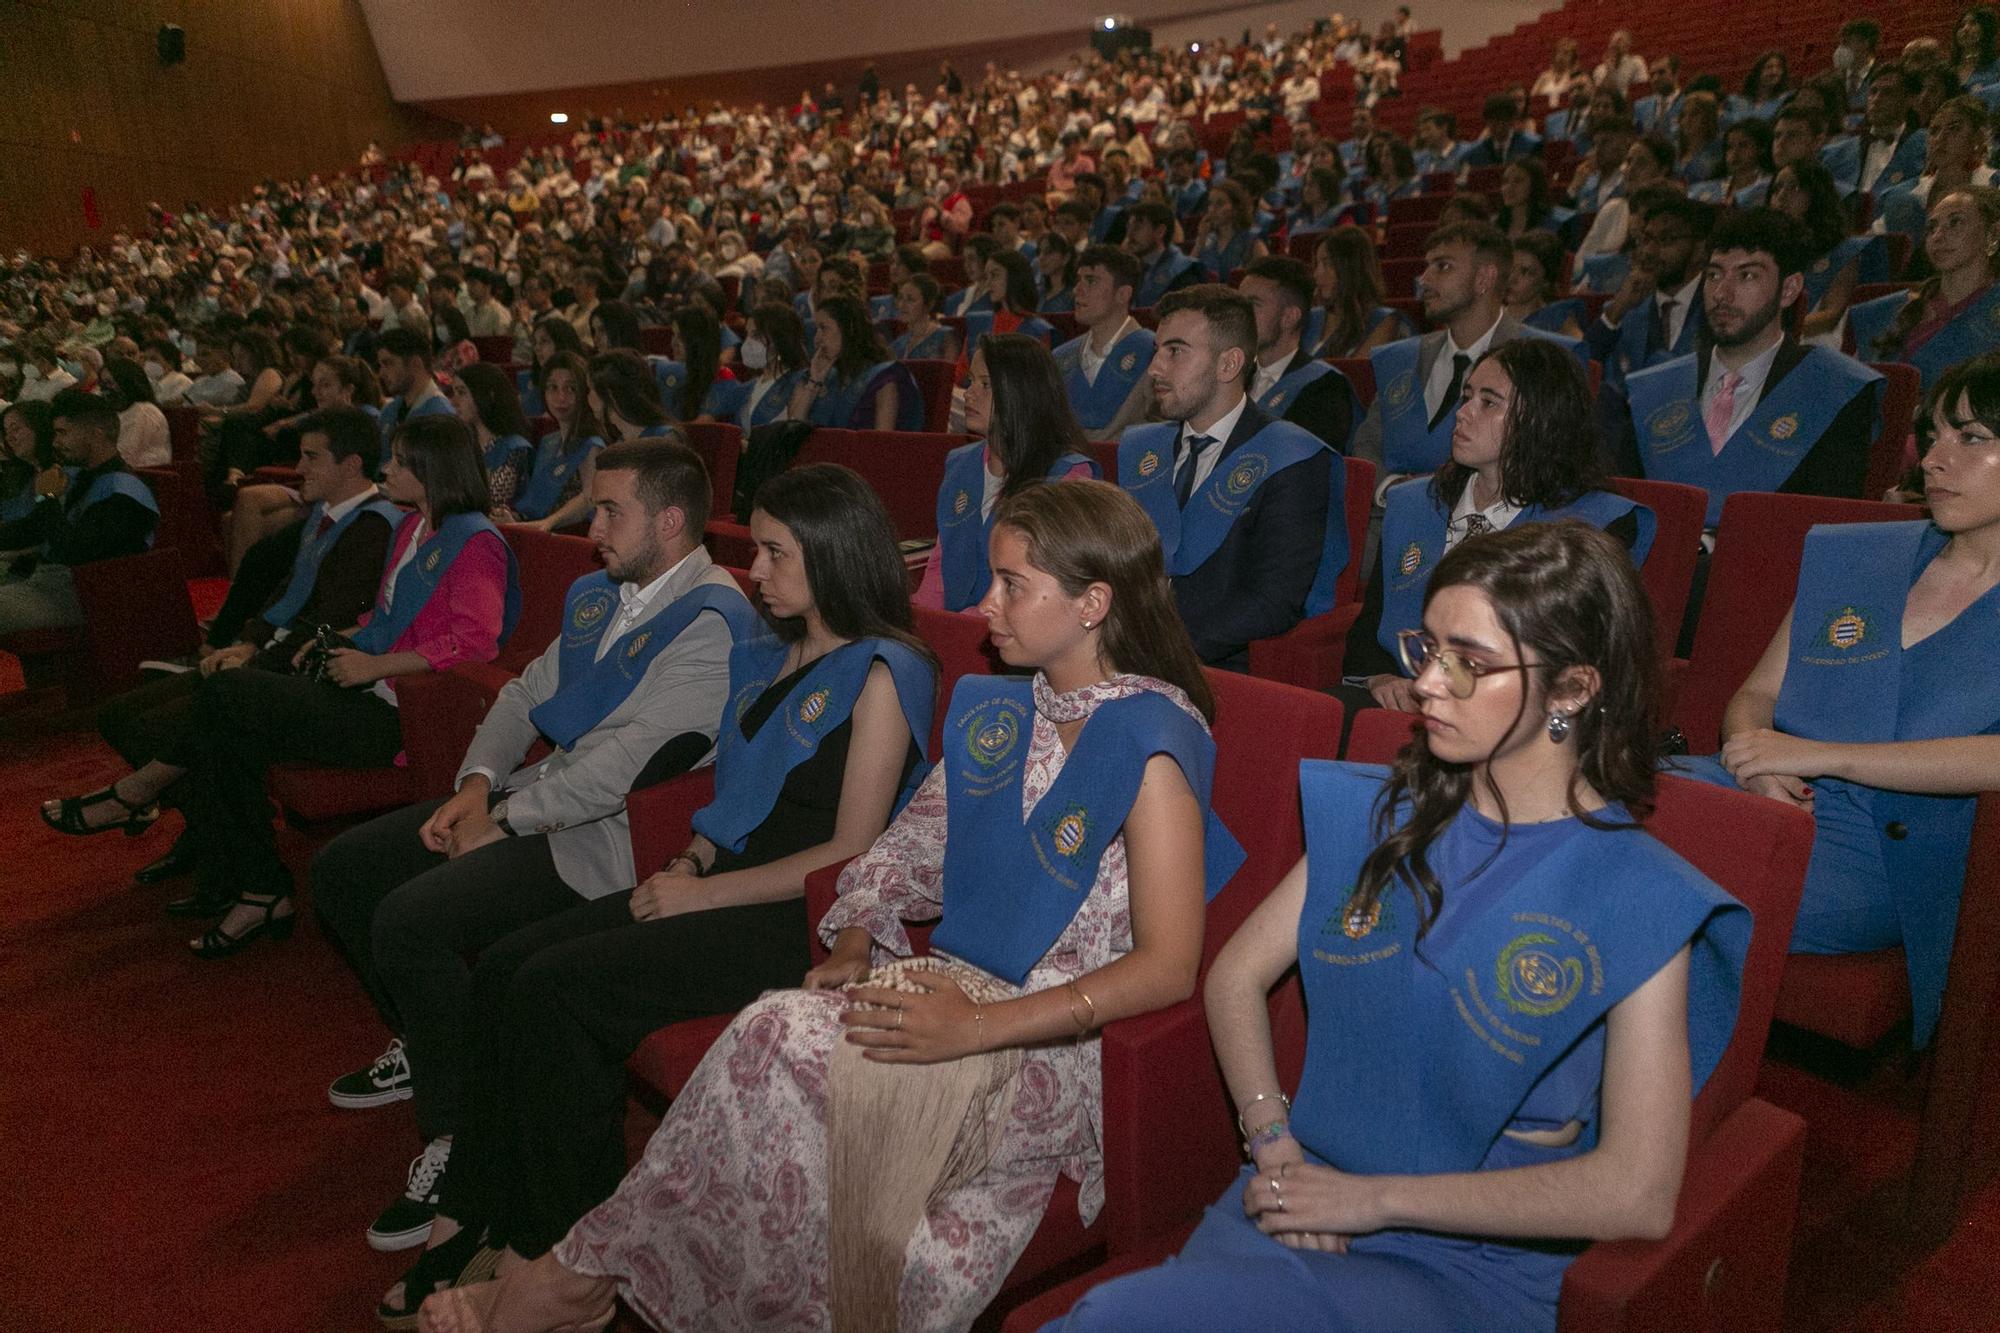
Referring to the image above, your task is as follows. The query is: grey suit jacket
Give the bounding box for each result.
[1350,314,1538,493]
[457,548,744,899]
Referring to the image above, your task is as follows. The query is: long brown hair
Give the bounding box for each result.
[993,479,1214,721]
[1350,521,1660,935]
[1314,227,1388,358]
[1875,184,2000,360]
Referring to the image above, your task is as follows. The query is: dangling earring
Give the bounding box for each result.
[1546,709,1572,744]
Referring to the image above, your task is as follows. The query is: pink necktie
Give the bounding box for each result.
[1706,371,1740,453]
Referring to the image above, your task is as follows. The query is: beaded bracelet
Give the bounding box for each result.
[1235,1090,1291,1141]
[1244,1117,1293,1156]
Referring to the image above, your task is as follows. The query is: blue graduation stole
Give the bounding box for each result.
[1690,176,1769,208]
[727,370,805,432]
[1525,298,1587,335]
[1803,236,1888,312]
[482,432,532,476]
[1290,762,1748,1175]
[1039,287,1076,315]
[1256,358,1358,451]
[1377,482,1656,660]
[263,494,403,627]
[1119,418,1348,614]
[869,293,897,322]
[1134,247,1200,307]
[1193,229,1252,280]
[1577,251,1630,295]
[689,634,936,854]
[815,361,923,430]
[1627,348,1883,526]
[935,444,1098,611]
[377,389,453,458]
[527,572,756,750]
[1773,521,2000,1045]
[928,676,1245,985]
[351,512,521,653]
[72,469,160,551]
[961,311,1054,350]
[1171,179,1208,217]
[894,325,955,360]
[1372,331,1590,477]
[1849,283,2000,395]
[516,369,545,417]
[1611,292,1699,386]
[1054,327,1155,432]
[515,431,606,520]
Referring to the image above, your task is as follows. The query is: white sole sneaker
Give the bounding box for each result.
[365,1216,434,1252]
[328,1080,414,1110]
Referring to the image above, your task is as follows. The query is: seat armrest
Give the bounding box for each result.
[626,769,717,878]
[396,666,512,798]
[1098,996,1242,1250]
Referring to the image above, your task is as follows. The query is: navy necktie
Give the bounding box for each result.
[1175,434,1215,506]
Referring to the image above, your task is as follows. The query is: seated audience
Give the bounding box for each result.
[1505,230,1587,336]
[1852,185,2000,395]
[888,274,959,362]
[1587,190,1716,390]
[1691,117,1775,208]
[1304,228,1413,359]
[41,408,398,891]
[717,303,810,433]
[1052,245,1156,436]
[1117,284,1343,668]
[1619,208,1883,527]
[917,333,1098,612]
[1238,256,1360,450]
[311,441,753,1291]
[450,362,535,516]
[787,294,924,431]
[1056,521,1745,1333]
[420,478,1235,1333]
[1672,356,2000,1049]
[410,464,942,1327]
[505,351,604,529]
[167,415,520,958]
[0,388,157,633]
[1125,202,1204,307]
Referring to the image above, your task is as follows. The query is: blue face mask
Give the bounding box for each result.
[59,358,83,378]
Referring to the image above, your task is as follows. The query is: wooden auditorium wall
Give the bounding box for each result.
[0,0,453,257]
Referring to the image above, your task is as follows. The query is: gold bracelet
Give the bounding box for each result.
[1066,979,1098,1034]
[971,1005,984,1051]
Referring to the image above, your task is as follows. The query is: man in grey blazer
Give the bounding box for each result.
[310,438,752,1252]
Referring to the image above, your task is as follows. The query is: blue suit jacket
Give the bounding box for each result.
[1821,130,1927,197]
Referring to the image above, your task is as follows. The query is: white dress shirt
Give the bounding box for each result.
[1704,336,1783,445]
[1176,392,1250,498]
[1657,274,1703,351]
[1445,480,1524,551]
[1424,312,1504,420]
[599,548,698,662]
[1250,347,1294,404]
[1078,316,1134,387]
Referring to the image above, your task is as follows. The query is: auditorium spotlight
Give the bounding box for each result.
[549,112,569,124]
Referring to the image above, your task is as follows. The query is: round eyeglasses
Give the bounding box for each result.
[1395,629,1547,700]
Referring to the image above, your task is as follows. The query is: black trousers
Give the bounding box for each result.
[313,796,573,1140]
[99,671,205,773]
[206,523,301,649]
[181,667,404,903]
[437,892,809,1258]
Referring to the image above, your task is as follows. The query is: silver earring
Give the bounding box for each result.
[1080,619,1099,631]
[1546,710,1572,744]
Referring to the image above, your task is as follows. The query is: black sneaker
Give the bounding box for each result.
[329,1038,413,1110]
[367,1136,450,1252]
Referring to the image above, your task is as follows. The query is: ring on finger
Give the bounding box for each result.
[896,1008,905,1030]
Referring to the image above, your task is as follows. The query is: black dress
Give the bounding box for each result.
[437,656,924,1258]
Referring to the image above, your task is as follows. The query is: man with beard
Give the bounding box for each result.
[1620,207,1882,530]
[1586,188,1715,390]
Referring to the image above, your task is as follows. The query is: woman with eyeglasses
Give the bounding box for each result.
[1051,519,1747,1333]
[1338,340,1654,728]
[1670,357,2000,1052]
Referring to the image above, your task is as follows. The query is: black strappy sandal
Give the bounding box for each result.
[40,782,158,837]
[188,893,296,959]
[376,1225,501,1330]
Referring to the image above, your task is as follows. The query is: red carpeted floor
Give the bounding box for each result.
[5,724,2000,1331]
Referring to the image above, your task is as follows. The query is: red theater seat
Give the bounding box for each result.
[678,420,742,522]
[901,358,958,433]
[1605,475,1707,661]
[471,335,516,363]
[1865,362,1921,502]
[0,548,201,706]
[1009,720,1813,1333]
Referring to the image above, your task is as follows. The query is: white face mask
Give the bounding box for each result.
[740,337,769,370]
[1831,44,1855,72]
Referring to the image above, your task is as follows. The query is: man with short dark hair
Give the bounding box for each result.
[1633,56,1684,134]
[1352,222,1582,491]
[1457,92,1542,168]
[1124,202,1203,307]
[313,439,751,1257]
[375,328,454,459]
[1166,147,1209,220]
[1586,190,1715,389]
[1073,172,1128,245]
[1053,244,1156,434]
[1620,208,1881,527]
[1237,256,1358,450]
[1412,107,1463,176]
[1822,62,1928,194]
[462,268,512,337]
[1116,284,1344,667]
[0,388,158,632]
[1836,19,1883,118]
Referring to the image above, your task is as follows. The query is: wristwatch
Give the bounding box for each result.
[490,798,516,836]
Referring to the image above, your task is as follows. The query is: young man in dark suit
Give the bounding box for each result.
[1115,285,1344,670]
[1236,256,1358,451]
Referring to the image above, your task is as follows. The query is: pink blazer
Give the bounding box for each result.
[359,512,511,691]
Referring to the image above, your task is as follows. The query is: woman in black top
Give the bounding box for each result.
[376,464,936,1323]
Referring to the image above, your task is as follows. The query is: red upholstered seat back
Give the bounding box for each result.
[911,605,999,757]
[1865,362,1922,501]
[798,429,972,541]
[1604,474,1707,660]
[1674,492,1911,753]
[678,419,742,521]
[67,548,201,699]
[1198,669,1345,967]
[900,358,959,434]
[1328,356,1375,407]
[498,526,603,671]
